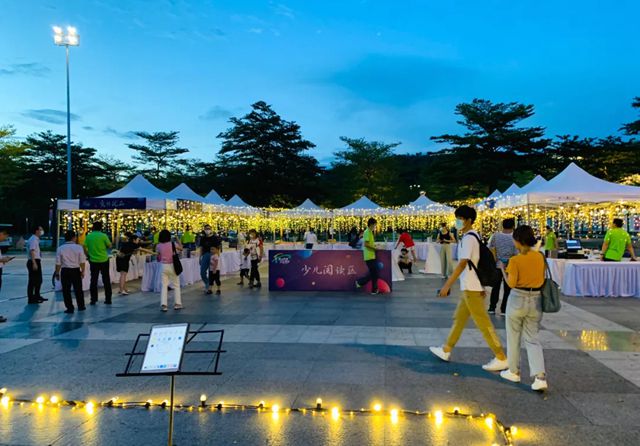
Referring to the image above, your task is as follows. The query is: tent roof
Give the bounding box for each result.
[293,198,323,211]
[167,183,203,201]
[340,196,383,211]
[524,163,640,204]
[519,175,547,193]
[226,194,251,207]
[487,189,502,199]
[204,189,226,205]
[502,183,521,196]
[100,174,168,200]
[409,194,437,208]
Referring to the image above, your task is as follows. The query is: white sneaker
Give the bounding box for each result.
[429,346,451,362]
[482,357,509,371]
[500,369,521,383]
[531,377,548,391]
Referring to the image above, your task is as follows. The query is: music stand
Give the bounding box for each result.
[117,323,226,446]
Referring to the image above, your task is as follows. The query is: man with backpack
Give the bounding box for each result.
[429,205,508,372]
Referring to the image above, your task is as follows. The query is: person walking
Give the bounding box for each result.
[498,225,548,391]
[237,248,251,286]
[304,228,318,249]
[26,225,47,304]
[156,230,183,312]
[356,218,380,295]
[208,246,222,295]
[601,218,637,262]
[54,230,86,314]
[84,221,113,305]
[437,223,456,279]
[0,227,14,321]
[430,205,508,371]
[198,224,221,293]
[543,226,558,258]
[487,218,518,315]
[247,229,263,288]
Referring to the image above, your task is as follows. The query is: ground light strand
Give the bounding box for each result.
[0,389,516,446]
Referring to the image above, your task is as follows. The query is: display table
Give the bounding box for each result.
[54,254,146,291]
[420,243,458,275]
[141,257,200,292]
[547,259,640,297]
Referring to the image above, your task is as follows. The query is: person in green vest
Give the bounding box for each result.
[543,226,558,258]
[180,225,196,251]
[84,221,113,305]
[152,227,160,246]
[355,218,380,295]
[601,218,637,262]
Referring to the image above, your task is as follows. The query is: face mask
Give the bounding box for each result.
[455,219,464,230]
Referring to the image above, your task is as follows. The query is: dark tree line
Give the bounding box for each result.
[0,97,638,231]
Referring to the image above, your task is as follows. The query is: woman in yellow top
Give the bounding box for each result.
[498,225,548,392]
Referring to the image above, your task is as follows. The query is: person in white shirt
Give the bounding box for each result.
[54,230,87,313]
[237,248,251,286]
[0,227,14,322]
[304,228,318,249]
[246,229,263,288]
[26,226,47,304]
[429,205,507,372]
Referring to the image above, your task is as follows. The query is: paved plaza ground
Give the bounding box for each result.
[1,253,640,445]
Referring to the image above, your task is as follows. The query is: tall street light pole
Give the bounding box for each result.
[53,26,79,200]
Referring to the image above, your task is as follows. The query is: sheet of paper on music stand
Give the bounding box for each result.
[141,323,189,373]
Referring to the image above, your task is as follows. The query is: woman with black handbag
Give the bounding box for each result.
[156,230,183,312]
[497,225,548,392]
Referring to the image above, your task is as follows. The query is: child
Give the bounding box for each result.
[208,246,221,295]
[237,248,251,286]
[247,229,263,288]
[398,248,413,274]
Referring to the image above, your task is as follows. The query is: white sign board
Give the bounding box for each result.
[141,323,189,373]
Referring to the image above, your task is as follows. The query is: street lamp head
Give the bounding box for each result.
[52,25,80,46]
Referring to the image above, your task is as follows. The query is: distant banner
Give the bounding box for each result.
[79,197,146,210]
[268,249,392,292]
[177,199,203,212]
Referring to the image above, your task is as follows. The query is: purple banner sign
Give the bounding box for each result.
[80,197,146,210]
[268,249,392,293]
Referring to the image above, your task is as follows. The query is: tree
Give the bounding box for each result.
[0,126,26,197]
[329,137,400,205]
[430,99,550,195]
[216,101,321,207]
[621,97,640,135]
[128,131,189,181]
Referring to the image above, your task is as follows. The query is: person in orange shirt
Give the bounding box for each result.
[498,225,548,392]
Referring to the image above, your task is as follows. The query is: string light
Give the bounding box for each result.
[0,390,517,445]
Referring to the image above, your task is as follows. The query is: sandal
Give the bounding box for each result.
[161,305,168,312]
[174,304,183,310]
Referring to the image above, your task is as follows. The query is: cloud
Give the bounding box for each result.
[82,126,95,131]
[326,54,478,106]
[248,28,264,34]
[199,106,233,121]
[103,127,139,139]
[0,63,50,77]
[21,109,80,124]
[272,3,295,19]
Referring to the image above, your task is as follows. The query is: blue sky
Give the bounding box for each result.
[1,0,639,165]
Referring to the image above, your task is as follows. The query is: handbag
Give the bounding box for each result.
[540,252,561,313]
[172,242,183,276]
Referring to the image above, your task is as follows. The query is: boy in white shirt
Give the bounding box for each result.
[429,205,507,372]
[304,228,318,249]
[237,248,251,286]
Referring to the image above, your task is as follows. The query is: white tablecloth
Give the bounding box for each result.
[420,243,458,275]
[547,259,640,297]
[141,257,200,292]
[54,254,146,291]
[384,242,429,261]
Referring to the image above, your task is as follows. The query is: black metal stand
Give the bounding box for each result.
[117,324,226,446]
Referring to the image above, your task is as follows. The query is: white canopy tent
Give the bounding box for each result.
[204,189,226,205]
[514,163,640,206]
[280,198,331,217]
[58,175,174,210]
[520,175,547,193]
[338,196,386,216]
[396,193,454,215]
[167,183,204,202]
[227,194,251,207]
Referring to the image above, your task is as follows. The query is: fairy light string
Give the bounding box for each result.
[0,388,517,445]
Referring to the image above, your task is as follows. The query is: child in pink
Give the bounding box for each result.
[208,246,221,295]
